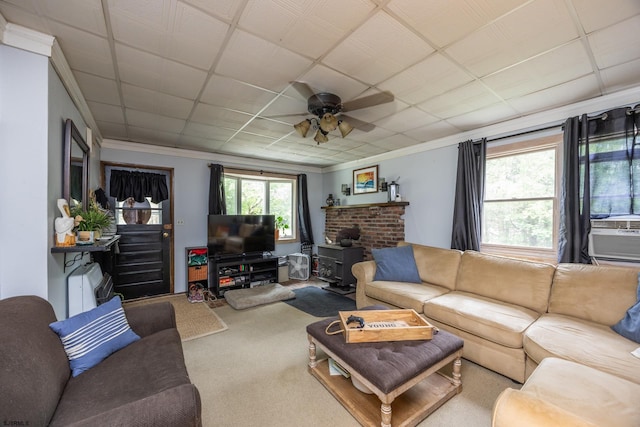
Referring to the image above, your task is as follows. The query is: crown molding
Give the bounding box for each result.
[0,20,54,57]
[101,139,323,174]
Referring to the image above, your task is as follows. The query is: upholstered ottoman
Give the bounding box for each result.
[306,310,463,427]
[492,357,640,427]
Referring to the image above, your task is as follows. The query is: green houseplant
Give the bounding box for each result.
[71,201,113,242]
[275,216,289,240]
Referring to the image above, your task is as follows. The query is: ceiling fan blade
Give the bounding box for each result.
[289,81,315,100]
[340,114,375,132]
[341,91,394,112]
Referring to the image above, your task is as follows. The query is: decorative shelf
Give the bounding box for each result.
[321,201,409,210]
[51,235,121,272]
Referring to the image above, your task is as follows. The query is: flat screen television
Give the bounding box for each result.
[207,214,275,258]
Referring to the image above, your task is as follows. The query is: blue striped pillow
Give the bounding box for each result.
[49,296,140,376]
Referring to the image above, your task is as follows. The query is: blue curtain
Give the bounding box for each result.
[451,139,486,251]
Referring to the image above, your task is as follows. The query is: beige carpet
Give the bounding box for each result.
[124,294,228,341]
[183,302,521,427]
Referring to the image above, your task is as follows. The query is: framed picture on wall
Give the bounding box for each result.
[353,165,379,195]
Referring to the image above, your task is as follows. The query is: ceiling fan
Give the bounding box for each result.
[289,82,394,144]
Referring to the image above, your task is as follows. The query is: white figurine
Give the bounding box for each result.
[55,199,76,246]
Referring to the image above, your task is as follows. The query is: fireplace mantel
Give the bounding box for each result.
[321,201,409,210]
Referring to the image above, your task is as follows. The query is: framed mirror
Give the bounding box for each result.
[63,118,89,211]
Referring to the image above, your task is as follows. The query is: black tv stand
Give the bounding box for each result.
[209,254,279,297]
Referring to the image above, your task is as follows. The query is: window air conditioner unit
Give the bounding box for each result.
[588,215,640,261]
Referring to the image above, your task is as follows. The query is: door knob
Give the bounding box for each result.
[163,232,169,238]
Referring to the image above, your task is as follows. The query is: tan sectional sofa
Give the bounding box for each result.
[352,241,640,425]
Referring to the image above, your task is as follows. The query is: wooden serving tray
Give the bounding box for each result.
[337,309,436,343]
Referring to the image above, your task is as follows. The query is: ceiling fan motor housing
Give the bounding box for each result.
[308,92,343,116]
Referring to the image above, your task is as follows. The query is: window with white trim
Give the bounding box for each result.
[223,169,297,242]
[482,134,562,261]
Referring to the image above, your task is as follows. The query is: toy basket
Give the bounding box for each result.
[188,265,208,281]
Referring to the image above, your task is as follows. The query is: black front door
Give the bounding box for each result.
[104,165,173,300]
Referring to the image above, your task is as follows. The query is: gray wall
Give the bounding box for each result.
[100,146,324,294]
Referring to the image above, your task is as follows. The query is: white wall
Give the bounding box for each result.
[322,144,459,248]
[100,146,324,294]
[0,45,49,300]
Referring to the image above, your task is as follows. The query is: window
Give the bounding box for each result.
[482,135,561,261]
[224,170,297,241]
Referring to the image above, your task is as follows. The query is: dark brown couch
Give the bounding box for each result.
[0,295,201,426]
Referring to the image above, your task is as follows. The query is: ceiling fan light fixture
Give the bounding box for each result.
[319,113,338,133]
[338,120,354,138]
[294,119,311,137]
[314,129,329,144]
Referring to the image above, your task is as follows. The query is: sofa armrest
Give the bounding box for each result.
[492,388,598,427]
[124,301,176,338]
[62,384,201,427]
[352,260,376,308]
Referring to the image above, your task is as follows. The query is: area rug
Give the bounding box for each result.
[124,294,228,341]
[224,283,296,310]
[284,286,357,317]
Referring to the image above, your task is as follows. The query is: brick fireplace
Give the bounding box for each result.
[322,202,409,260]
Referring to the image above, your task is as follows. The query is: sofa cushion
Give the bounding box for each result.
[513,357,640,427]
[49,296,140,377]
[372,245,421,283]
[455,251,555,314]
[366,281,449,312]
[612,278,640,343]
[549,263,640,325]
[524,313,640,384]
[49,328,193,425]
[0,296,71,426]
[424,291,540,348]
[398,242,462,290]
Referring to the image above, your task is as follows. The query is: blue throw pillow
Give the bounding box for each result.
[372,245,421,283]
[49,296,140,376]
[611,274,640,344]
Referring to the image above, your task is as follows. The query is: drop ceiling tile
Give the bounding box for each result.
[215,29,313,92]
[182,0,243,21]
[347,126,395,143]
[293,65,371,102]
[121,83,194,119]
[588,15,640,69]
[0,2,51,32]
[239,0,374,58]
[201,75,279,114]
[402,120,462,142]
[177,135,226,152]
[96,121,127,139]
[446,0,578,77]
[116,44,207,99]
[110,1,228,70]
[47,22,115,79]
[259,95,308,121]
[191,103,254,129]
[482,40,593,99]
[87,101,125,124]
[508,74,601,114]
[418,81,502,119]
[374,107,440,133]
[600,58,640,93]
[370,133,420,150]
[572,0,640,33]
[240,118,293,138]
[107,0,170,30]
[446,102,519,130]
[73,71,121,105]
[346,144,388,157]
[125,109,186,134]
[379,53,473,105]
[323,11,434,85]
[127,125,181,147]
[38,0,107,36]
[182,122,237,140]
[387,0,528,48]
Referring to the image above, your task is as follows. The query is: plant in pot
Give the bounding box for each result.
[275,216,289,241]
[71,201,113,244]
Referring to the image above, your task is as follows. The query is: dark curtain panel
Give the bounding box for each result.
[208,164,226,215]
[558,114,590,263]
[109,170,168,203]
[297,174,314,244]
[451,139,486,251]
